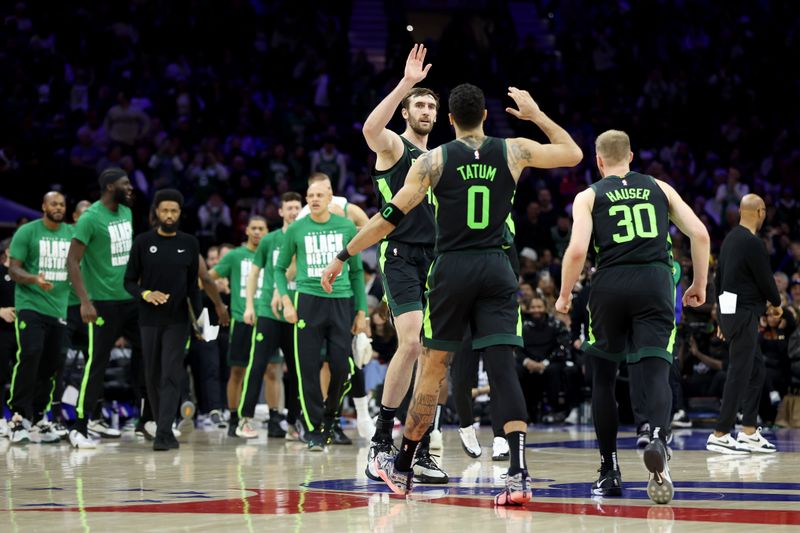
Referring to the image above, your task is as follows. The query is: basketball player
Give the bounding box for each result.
[242,192,303,438]
[360,43,449,483]
[297,173,369,228]
[209,216,268,438]
[323,84,582,504]
[6,192,73,444]
[555,129,710,504]
[275,180,368,451]
[67,168,140,449]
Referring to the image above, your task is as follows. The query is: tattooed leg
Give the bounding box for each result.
[404,348,451,441]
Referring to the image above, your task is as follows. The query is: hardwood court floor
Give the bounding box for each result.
[2,424,799,532]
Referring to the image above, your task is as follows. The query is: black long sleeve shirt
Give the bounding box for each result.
[124,230,200,326]
[716,225,781,313]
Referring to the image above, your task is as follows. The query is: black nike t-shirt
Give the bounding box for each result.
[124,230,200,326]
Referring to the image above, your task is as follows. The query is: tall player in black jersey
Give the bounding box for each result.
[556,130,710,504]
[361,44,447,484]
[323,84,582,505]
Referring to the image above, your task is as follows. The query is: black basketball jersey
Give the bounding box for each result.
[371,136,435,246]
[433,136,516,253]
[590,171,672,270]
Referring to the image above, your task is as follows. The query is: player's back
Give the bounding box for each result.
[591,171,672,271]
[434,136,516,253]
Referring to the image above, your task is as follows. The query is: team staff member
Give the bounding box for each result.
[67,168,138,449]
[275,180,369,451]
[6,192,73,444]
[125,189,200,451]
[209,216,267,438]
[707,194,781,454]
[243,192,303,438]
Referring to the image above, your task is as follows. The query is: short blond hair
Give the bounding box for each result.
[595,130,631,165]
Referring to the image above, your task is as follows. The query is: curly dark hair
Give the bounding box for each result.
[448,83,485,130]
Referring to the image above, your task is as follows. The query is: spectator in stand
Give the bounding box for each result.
[516,296,577,423]
[537,188,558,229]
[551,215,572,259]
[197,193,233,249]
[760,305,797,424]
[516,202,553,253]
[778,242,800,278]
[310,136,348,194]
[103,91,151,147]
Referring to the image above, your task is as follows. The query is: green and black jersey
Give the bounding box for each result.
[433,136,516,253]
[372,136,435,246]
[590,172,672,270]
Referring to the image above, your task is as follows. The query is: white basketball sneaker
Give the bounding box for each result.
[736,427,776,453]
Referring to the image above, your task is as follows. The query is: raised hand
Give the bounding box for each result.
[404,44,432,84]
[505,87,542,122]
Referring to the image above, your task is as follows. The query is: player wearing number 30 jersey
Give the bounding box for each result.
[556,129,710,505]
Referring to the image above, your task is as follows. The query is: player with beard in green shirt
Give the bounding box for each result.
[67,168,138,448]
[7,192,73,444]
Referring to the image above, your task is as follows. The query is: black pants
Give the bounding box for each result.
[75,300,143,432]
[451,336,503,436]
[716,310,764,432]
[0,329,15,410]
[629,356,682,426]
[7,310,67,421]
[239,317,295,419]
[294,294,352,432]
[141,323,190,438]
[187,337,224,414]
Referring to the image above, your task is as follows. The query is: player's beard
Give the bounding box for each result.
[44,211,64,223]
[114,186,132,206]
[408,115,433,136]
[159,219,180,233]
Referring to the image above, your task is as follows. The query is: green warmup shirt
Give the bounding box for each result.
[253,229,296,321]
[213,245,262,322]
[274,213,367,312]
[72,201,134,301]
[9,219,74,319]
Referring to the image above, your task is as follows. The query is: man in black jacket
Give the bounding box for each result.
[707,194,781,454]
[125,189,200,451]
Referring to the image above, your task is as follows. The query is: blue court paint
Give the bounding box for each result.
[21,503,67,507]
[304,478,800,503]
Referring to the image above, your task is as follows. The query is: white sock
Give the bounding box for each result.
[354,396,369,420]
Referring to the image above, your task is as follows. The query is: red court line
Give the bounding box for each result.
[428,496,800,526]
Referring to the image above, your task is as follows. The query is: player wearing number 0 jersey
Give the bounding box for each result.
[556,129,710,505]
[322,83,583,505]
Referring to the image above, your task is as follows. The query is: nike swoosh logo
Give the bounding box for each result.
[177,249,186,253]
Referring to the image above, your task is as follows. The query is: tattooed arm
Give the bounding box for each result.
[504,87,583,178]
[320,148,443,292]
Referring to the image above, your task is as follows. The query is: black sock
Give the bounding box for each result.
[374,405,396,441]
[506,431,527,475]
[230,412,239,426]
[601,451,619,474]
[269,408,279,422]
[433,404,443,432]
[395,436,420,471]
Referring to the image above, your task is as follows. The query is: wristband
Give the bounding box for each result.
[336,249,352,262]
[380,202,406,226]
[141,290,152,301]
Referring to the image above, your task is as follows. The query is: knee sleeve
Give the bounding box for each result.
[483,346,528,425]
